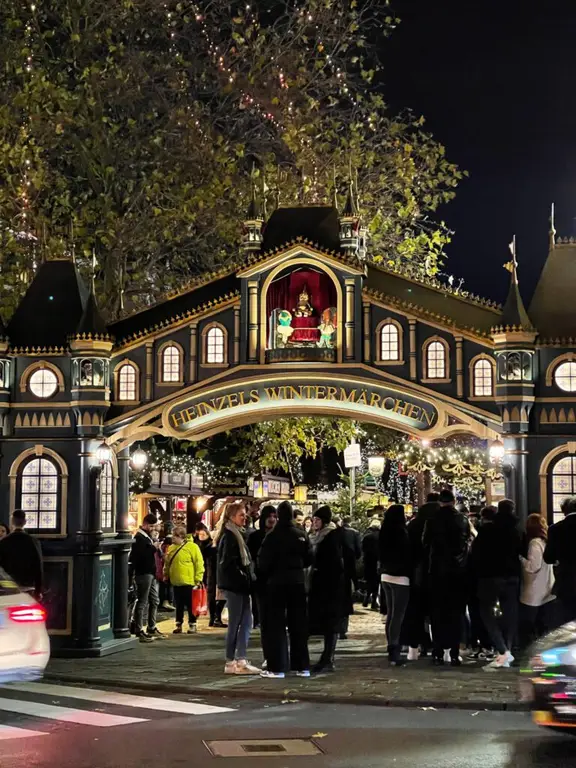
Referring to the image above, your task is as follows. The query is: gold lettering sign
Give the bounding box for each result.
[168,382,438,432]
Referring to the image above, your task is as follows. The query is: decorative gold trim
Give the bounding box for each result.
[455,336,464,398]
[375,318,404,365]
[44,556,73,636]
[156,340,184,386]
[259,257,344,365]
[189,322,198,383]
[248,281,259,362]
[345,278,355,361]
[238,241,365,279]
[70,339,113,353]
[233,305,241,365]
[200,322,229,367]
[20,361,65,395]
[9,446,68,536]
[409,319,417,380]
[422,336,451,384]
[469,353,496,399]
[362,302,371,363]
[113,359,141,403]
[545,353,576,388]
[492,329,537,345]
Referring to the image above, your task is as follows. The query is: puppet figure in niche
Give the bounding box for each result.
[317,308,336,348]
[293,286,314,317]
[276,310,294,348]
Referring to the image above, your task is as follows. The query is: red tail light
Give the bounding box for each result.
[8,606,46,623]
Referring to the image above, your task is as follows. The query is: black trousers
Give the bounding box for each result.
[477,577,519,655]
[209,596,225,624]
[264,583,310,674]
[429,575,466,655]
[173,584,194,625]
[363,565,379,607]
[403,584,431,649]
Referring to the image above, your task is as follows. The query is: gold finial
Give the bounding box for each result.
[91,249,97,293]
[503,235,518,284]
[550,202,556,248]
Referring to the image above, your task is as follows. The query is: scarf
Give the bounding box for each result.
[226,521,251,567]
[309,521,337,552]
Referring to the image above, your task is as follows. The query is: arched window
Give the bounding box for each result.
[99,461,114,531]
[554,362,576,392]
[379,323,400,362]
[203,325,227,365]
[161,344,181,383]
[117,363,138,401]
[424,339,449,380]
[472,357,494,397]
[551,456,576,523]
[19,457,60,531]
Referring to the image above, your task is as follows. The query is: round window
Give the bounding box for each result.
[29,368,58,398]
[554,361,576,392]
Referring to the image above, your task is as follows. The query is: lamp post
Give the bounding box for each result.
[96,441,112,464]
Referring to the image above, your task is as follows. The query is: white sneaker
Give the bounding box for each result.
[484,652,514,670]
[224,661,237,674]
[262,660,268,670]
[295,670,311,677]
[235,659,261,675]
[260,670,285,679]
[407,647,420,661]
[443,649,451,663]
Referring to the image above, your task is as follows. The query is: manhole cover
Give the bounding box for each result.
[204,739,323,757]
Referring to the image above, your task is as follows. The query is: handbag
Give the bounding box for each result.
[192,585,208,617]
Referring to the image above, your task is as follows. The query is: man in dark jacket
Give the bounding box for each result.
[130,513,163,642]
[361,517,381,609]
[423,489,471,664]
[545,496,576,625]
[0,510,42,598]
[247,505,277,629]
[338,516,362,638]
[258,501,313,677]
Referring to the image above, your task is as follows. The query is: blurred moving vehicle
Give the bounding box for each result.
[522,621,576,732]
[0,568,49,684]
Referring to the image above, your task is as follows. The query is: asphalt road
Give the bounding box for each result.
[0,681,573,767]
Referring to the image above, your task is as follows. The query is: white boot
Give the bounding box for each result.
[407,647,420,661]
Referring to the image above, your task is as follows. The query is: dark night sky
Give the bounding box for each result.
[383,0,576,304]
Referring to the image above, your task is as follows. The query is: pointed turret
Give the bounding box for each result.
[500,237,533,330]
[75,289,108,337]
[339,179,367,258]
[241,183,264,254]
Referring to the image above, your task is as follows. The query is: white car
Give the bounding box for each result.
[0,568,49,684]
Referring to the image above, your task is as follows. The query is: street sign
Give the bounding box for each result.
[344,443,362,468]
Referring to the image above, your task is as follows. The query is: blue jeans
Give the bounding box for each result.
[223,591,252,661]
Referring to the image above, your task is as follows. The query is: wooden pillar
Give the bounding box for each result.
[233,304,241,365]
[363,302,371,363]
[189,321,198,383]
[455,335,464,398]
[409,319,417,380]
[248,281,259,362]
[145,342,153,401]
[345,279,355,361]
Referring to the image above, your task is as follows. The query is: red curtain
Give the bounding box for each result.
[266,269,336,318]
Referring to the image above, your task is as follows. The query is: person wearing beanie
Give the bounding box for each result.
[248,504,278,631]
[362,514,382,610]
[308,505,354,674]
[257,501,313,678]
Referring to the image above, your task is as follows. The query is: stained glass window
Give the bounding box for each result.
[427,341,447,379]
[20,458,59,530]
[118,364,137,401]
[162,345,181,382]
[473,359,493,397]
[206,327,225,364]
[100,462,114,530]
[552,456,576,523]
[555,362,576,393]
[29,368,58,398]
[380,324,400,361]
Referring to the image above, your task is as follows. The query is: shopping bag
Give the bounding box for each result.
[192,586,208,617]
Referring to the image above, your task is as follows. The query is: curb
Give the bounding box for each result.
[43,673,528,713]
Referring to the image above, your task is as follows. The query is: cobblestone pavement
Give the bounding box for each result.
[45,608,522,710]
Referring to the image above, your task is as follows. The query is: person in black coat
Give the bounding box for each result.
[129,513,162,642]
[0,510,43,598]
[247,505,278,630]
[195,523,226,627]
[308,505,353,674]
[423,489,471,665]
[544,496,576,626]
[469,499,523,668]
[379,504,412,666]
[362,517,381,610]
[258,501,313,677]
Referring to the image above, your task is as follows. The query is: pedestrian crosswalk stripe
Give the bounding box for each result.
[0,725,48,740]
[10,683,234,716]
[0,697,147,727]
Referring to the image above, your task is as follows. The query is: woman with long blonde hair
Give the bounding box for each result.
[215,502,260,675]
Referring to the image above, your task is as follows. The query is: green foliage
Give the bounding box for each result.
[0,0,462,318]
[329,471,376,528]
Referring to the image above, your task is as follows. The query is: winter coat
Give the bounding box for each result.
[129,529,157,577]
[0,530,43,595]
[362,528,380,580]
[544,513,576,601]
[164,538,205,587]
[423,505,471,578]
[469,516,523,580]
[407,502,440,587]
[197,538,218,598]
[258,520,312,587]
[379,526,412,579]
[217,528,253,595]
[308,527,352,635]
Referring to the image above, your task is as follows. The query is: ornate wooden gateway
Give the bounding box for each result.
[0,196,571,655]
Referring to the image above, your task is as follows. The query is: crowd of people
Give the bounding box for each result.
[126,488,576,678]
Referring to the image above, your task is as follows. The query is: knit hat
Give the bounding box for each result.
[258,504,277,530]
[313,505,332,525]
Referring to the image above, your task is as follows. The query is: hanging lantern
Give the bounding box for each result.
[96,442,112,464]
[294,485,308,503]
[131,448,148,470]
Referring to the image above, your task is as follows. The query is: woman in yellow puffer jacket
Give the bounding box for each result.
[164,526,205,634]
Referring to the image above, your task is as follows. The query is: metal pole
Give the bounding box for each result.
[350,465,355,519]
